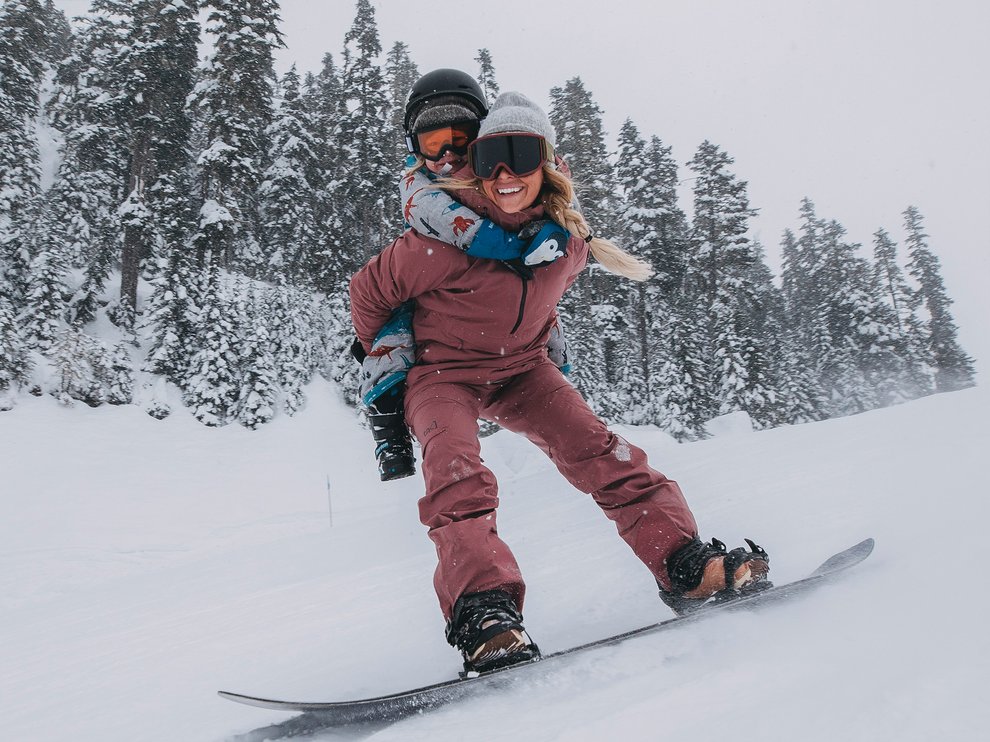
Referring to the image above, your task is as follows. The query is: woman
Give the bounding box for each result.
[350,92,770,673]
[358,69,572,482]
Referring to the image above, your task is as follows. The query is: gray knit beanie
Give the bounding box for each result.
[477,91,556,148]
[410,94,482,133]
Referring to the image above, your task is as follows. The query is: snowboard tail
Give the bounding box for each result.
[219,538,874,726]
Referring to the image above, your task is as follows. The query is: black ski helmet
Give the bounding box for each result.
[403,68,489,137]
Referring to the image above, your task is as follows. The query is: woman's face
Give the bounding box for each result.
[480,166,544,214]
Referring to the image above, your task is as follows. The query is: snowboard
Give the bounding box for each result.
[219,537,874,727]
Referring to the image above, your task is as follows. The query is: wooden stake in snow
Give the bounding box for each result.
[326,476,334,528]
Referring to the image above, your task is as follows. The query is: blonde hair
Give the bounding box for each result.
[441,165,653,282]
[541,167,653,282]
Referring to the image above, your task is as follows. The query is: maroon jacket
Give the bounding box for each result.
[350,185,588,389]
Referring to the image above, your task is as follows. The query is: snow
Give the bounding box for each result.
[2,380,988,741]
[34,70,64,191]
[199,198,234,227]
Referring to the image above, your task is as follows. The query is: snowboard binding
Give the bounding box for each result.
[447,589,541,676]
[659,537,772,615]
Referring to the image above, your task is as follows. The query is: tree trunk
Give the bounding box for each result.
[120,144,149,327]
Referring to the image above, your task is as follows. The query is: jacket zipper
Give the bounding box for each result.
[502,261,533,335]
[510,275,528,334]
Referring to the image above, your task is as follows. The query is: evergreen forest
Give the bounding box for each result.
[0,0,976,437]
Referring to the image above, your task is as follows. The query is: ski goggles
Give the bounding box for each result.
[469,133,554,180]
[411,120,480,161]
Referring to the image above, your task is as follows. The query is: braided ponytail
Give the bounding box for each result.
[541,167,653,282]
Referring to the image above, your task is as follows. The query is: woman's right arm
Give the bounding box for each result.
[349,235,448,354]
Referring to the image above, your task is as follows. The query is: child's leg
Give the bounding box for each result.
[357,304,416,481]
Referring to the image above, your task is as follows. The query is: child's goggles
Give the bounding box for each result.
[469,133,553,180]
[412,120,480,162]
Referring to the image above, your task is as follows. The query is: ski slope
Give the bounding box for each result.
[2,381,987,741]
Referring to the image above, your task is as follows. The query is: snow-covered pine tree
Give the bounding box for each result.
[556,275,608,409]
[773,329,828,426]
[615,119,663,425]
[563,291,619,421]
[304,52,344,175]
[1,0,62,312]
[872,227,933,399]
[590,302,630,421]
[235,285,278,428]
[183,258,240,425]
[104,341,133,404]
[685,141,777,427]
[383,41,418,235]
[43,1,133,326]
[745,236,827,426]
[306,51,344,129]
[0,293,33,402]
[42,0,73,60]
[264,282,313,415]
[549,78,626,416]
[613,120,689,423]
[903,206,975,392]
[338,0,392,268]
[707,279,776,425]
[780,224,805,327]
[322,288,360,405]
[191,0,283,274]
[302,52,351,292]
[117,0,199,327]
[782,201,889,416]
[142,168,200,385]
[47,327,126,406]
[612,121,656,422]
[48,327,97,406]
[653,299,712,441]
[384,41,417,160]
[641,135,689,292]
[816,219,904,414]
[475,48,499,102]
[22,244,68,350]
[548,77,621,242]
[260,65,323,283]
[744,239,807,426]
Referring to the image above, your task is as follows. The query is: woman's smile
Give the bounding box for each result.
[481,168,543,214]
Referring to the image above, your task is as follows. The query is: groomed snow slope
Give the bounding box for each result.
[2,381,987,741]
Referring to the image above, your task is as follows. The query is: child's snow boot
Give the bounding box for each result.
[659,537,771,615]
[368,409,415,481]
[364,383,415,482]
[446,589,540,674]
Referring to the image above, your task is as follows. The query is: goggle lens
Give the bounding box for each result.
[414,121,480,161]
[469,134,549,180]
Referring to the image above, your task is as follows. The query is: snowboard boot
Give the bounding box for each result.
[367,410,415,481]
[659,537,771,615]
[446,589,541,675]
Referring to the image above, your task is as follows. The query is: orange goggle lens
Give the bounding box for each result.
[414,121,480,161]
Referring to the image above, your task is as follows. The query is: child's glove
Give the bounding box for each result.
[518,220,569,266]
[466,219,569,266]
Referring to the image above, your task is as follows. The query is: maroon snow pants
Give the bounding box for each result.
[404,361,699,620]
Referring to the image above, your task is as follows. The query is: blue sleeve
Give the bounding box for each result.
[466,220,525,260]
